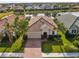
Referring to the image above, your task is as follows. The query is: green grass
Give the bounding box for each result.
[42,42,65,53]
[58,30,74,47]
[42,30,77,53]
[0,35,24,53]
[42,41,52,53]
[0,48,7,52]
[52,45,63,52]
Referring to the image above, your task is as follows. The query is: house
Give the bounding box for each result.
[25,14,33,18]
[56,12,79,34]
[27,16,58,39]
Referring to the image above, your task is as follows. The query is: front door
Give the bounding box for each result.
[42,32,47,39]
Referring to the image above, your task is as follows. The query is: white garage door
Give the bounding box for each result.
[27,32,41,38]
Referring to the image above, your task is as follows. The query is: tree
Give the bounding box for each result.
[13,17,28,38]
[4,21,13,44]
[23,4,26,16]
[17,19,28,35]
[0,31,3,45]
[3,16,28,44]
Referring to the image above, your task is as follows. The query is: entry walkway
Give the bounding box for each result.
[24,38,42,58]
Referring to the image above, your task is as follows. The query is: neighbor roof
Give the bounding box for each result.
[56,12,79,29]
[28,16,58,28]
[56,12,79,17]
[75,19,79,27]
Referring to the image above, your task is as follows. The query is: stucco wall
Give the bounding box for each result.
[27,18,56,38]
[28,18,53,32]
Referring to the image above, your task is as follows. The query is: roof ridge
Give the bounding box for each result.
[28,16,58,29]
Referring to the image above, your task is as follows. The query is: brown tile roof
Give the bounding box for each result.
[28,16,58,28]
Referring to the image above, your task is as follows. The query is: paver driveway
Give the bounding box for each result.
[24,38,42,58]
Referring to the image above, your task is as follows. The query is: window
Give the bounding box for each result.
[72,30,76,33]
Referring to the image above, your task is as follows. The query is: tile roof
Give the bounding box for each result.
[75,19,79,27]
[28,16,58,28]
[56,13,77,29]
[57,12,79,17]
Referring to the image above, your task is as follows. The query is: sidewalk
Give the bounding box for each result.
[0,53,23,57]
[42,53,79,57]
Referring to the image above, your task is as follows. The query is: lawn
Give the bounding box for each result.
[42,30,78,53]
[0,35,24,53]
[57,30,75,47]
[42,41,65,53]
[42,41,52,53]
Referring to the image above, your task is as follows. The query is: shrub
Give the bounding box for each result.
[73,40,79,48]
[48,36,55,41]
[9,36,24,52]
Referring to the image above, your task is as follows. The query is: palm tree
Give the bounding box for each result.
[3,16,28,44]
[0,31,3,45]
[4,19,13,44]
[13,16,20,38]
[23,4,26,16]
[7,27,13,43]
[13,17,28,38]
[17,19,28,36]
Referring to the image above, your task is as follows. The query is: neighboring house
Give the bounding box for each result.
[27,16,58,39]
[37,14,45,16]
[56,12,79,34]
[0,7,7,12]
[25,14,33,19]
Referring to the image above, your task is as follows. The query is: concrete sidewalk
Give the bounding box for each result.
[42,53,79,57]
[0,53,23,57]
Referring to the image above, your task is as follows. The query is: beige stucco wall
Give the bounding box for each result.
[27,18,57,38]
[28,18,53,32]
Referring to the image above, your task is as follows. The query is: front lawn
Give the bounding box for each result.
[42,30,79,53]
[58,30,75,46]
[42,41,52,53]
[42,41,65,53]
[0,35,25,53]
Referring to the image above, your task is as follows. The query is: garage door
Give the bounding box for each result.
[27,32,41,38]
